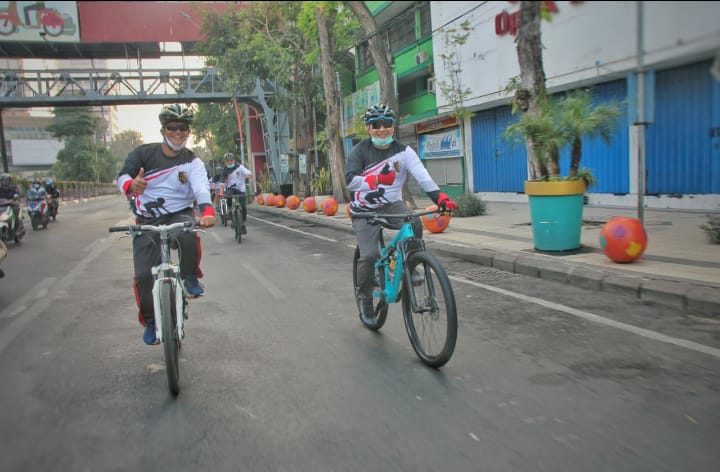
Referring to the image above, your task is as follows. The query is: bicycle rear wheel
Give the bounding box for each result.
[234,207,242,244]
[160,280,181,395]
[352,245,388,330]
[220,200,228,227]
[401,251,457,368]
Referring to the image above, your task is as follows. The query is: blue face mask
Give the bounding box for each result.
[371,136,394,147]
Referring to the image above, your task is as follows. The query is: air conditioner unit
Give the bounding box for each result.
[415,51,429,65]
[427,77,435,94]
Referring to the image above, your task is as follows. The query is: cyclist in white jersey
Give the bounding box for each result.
[345,103,457,323]
[117,104,216,345]
[221,152,252,234]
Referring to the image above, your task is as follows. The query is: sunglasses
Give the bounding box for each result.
[165,124,189,132]
[369,119,395,130]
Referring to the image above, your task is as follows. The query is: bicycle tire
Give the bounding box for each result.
[220,200,228,227]
[352,245,388,330]
[234,206,242,244]
[160,280,181,396]
[401,251,457,368]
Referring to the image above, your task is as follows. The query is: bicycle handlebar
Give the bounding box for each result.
[108,221,195,233]
[351,208,454,220]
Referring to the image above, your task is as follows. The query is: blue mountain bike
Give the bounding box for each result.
[352,208,458,368]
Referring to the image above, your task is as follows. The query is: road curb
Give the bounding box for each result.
[250,204,720,318]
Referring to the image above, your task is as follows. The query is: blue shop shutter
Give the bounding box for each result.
[646,60,714,194]
[471,106,526,192]
[557,79,629,194]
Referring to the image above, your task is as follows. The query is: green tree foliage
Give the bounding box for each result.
[46,107,115,182]
[195,1,359,197]
[110,130,143,174]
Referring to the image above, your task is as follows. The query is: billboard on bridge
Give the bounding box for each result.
[0,1,79,42]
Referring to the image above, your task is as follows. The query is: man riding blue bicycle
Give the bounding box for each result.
[220,152,252,235]
[345,103,457,324]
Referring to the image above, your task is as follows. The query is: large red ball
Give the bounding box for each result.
[321,197,339,216]
[286,195,300,210]
[275,195,286,208]
[303,197,317,213]
[421,204,451,233]
[600,216,648,263]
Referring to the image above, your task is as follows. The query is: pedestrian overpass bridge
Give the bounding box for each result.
[0,66,291,186]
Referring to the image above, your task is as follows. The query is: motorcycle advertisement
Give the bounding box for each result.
[0,1,78,40]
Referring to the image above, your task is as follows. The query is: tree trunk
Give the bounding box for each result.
[346,1,397,113]
[315,5,350,203]
[516,1,547,181]
[346,1,416,208]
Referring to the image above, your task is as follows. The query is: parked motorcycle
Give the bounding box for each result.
[0,239,7,279]
[27,190,50,231]
[0,197,25,244]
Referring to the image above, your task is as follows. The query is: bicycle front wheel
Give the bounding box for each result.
[160,280,181,395]
[220,201,228,227]
[234,208,242,244]
[401,251,457,368]
[352,245,388,330]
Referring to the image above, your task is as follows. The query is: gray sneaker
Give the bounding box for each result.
[358,296,376,324]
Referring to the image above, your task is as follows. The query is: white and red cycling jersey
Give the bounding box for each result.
[117,143,213,219]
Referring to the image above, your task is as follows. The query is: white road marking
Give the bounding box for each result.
[451,275,720,359]
[251,216,338,242]
[242,262,286,299]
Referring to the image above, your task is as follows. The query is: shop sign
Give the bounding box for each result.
[418,128,462,160]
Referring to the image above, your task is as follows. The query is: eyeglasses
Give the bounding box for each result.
[165,124,189,132]
[369,119,395,130]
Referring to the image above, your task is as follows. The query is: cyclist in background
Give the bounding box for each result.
[116,103,216,345]
[345,103,457,323]
[221,152,252,235]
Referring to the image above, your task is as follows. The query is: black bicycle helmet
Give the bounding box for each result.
[224,152,235,162]
[159,104,194,126]
[364,103,396,125]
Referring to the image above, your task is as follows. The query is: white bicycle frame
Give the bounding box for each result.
[151,260,185,343]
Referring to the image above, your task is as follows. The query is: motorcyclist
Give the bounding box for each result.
[27,178,49,202]
[0,173,26,237]
[220,152,252,234]
[43,178,60,218]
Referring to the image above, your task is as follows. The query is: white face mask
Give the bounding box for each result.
[164,136,188,152]
[371,136,394,147]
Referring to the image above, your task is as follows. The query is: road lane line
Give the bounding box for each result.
[1,277,57,319]
[451,275,720,359]
[242,262,286,299]
[251,216,338,242]
[0,238,112,356]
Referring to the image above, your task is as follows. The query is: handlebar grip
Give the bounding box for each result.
[108,226,130,232]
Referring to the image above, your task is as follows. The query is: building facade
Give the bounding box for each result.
[346,1,720,210]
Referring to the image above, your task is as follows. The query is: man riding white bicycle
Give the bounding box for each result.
[221,152,252,235]
[345,103,457,324]
[116,103,216,345]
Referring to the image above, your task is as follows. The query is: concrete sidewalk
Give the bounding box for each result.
[249,196,720,318]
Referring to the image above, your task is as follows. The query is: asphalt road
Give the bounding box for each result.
[0,196,718,472]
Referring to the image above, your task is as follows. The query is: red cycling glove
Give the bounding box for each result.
[363,163,396,190]
[436,192,457,211]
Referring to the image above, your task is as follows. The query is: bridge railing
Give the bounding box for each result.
[0,67,232,107]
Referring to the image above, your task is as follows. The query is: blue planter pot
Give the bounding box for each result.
[525,181,586,251]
